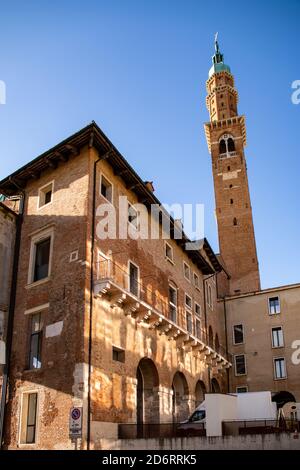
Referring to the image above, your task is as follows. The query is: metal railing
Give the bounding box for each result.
[222,419,300,436]
[118,422,206,439]
[95,259,231,363]
[95,260,205,335]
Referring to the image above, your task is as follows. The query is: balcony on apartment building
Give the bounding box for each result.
[93,259,232,371]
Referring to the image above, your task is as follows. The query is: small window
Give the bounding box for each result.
[193,272,200,289]
[183,262,191,282]
[236,386,248,393]
[272,327,284,348]
[233,217,237,226]
[38,182,53,208]
[165,242,173,262]
[195,303,201,318]
[274,357,286,379]
[112,346,125,363]
[169,286,177,323]
[128,203,139,229]
[233,324,244,345]
[28,313,42,369]
[186,311,193,334]
[227,166,230,171]
[235,354,246,376]
[269,296,280,315]
[195,318,201,339]
[230,198,233,204]
[128,261,139,297]
[33,238,51,282]
[20,392,38,444]
[185,294,192,310]
[100,175,113,203]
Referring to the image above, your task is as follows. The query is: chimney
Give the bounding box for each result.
[144,181,155,192]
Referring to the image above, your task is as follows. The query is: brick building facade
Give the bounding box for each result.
[0,39,299,449]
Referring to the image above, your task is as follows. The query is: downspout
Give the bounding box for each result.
[0,186,25,449]
[203,272,215,393]
[222,296,230,393]
[87,140,111,450]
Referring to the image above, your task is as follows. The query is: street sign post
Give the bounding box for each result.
[69,407,82,438]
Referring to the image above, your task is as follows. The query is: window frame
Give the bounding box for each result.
[38,181,54,210]
[27,227,54,286]
[165,242,174,264]
[234,354,247,376]
[193,272,200,290]
[195,302,201,318]
[100,173,113,204]
[233,324,244,345]
[185,293,192,311]
[186,310,193,335]
[273,357,287,380]
[169,285,177,324]
[128,202,139,230]
[271,326,284,348]
[128,260,140,297]
[268,296,280,315]
[112,346,125,363]
[195,318,201,339]
[28,313,43,370]
[19,391,39,445]
[183,261,191,282]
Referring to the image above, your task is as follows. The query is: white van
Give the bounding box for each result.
[176,401,206,433]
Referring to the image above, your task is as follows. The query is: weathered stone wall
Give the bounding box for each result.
[96,433,300,450]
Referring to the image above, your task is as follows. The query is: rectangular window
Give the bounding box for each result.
[268,296,280,315]
[33,238,51,282]
[195,318,201,339]
[195,302,201,318]
[274,357,286,379]
[28,314,42,369]
[128,261,139,297]
[185,294,192,310]
[169,285,177,323]
[112,346,125,363]
[193,272,200,289]
[186,311,193,334]
[183,262,191,282]
[272,327,284,348]
[20,392,38,444]
[38,182,53,208]
[165,242,173,262]
[235,354,246,376]
[233,324,244,345]
[128,203,139,229]
[100,174,113,203]
[236,386,248,393]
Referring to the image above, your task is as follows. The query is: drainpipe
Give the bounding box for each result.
[222,297,230,393]
[0,186,25,449]
[203,272,215,393]
[87,143,111,450]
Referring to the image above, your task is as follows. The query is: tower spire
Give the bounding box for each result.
[209,33,231,78]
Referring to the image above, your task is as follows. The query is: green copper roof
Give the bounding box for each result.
[208,33,231,78]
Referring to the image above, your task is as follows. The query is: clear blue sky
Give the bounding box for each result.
[0,0,299,289]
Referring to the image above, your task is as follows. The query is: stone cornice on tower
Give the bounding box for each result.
[204,115,247,153]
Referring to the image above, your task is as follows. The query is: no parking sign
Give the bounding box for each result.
[69,407,83,438]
